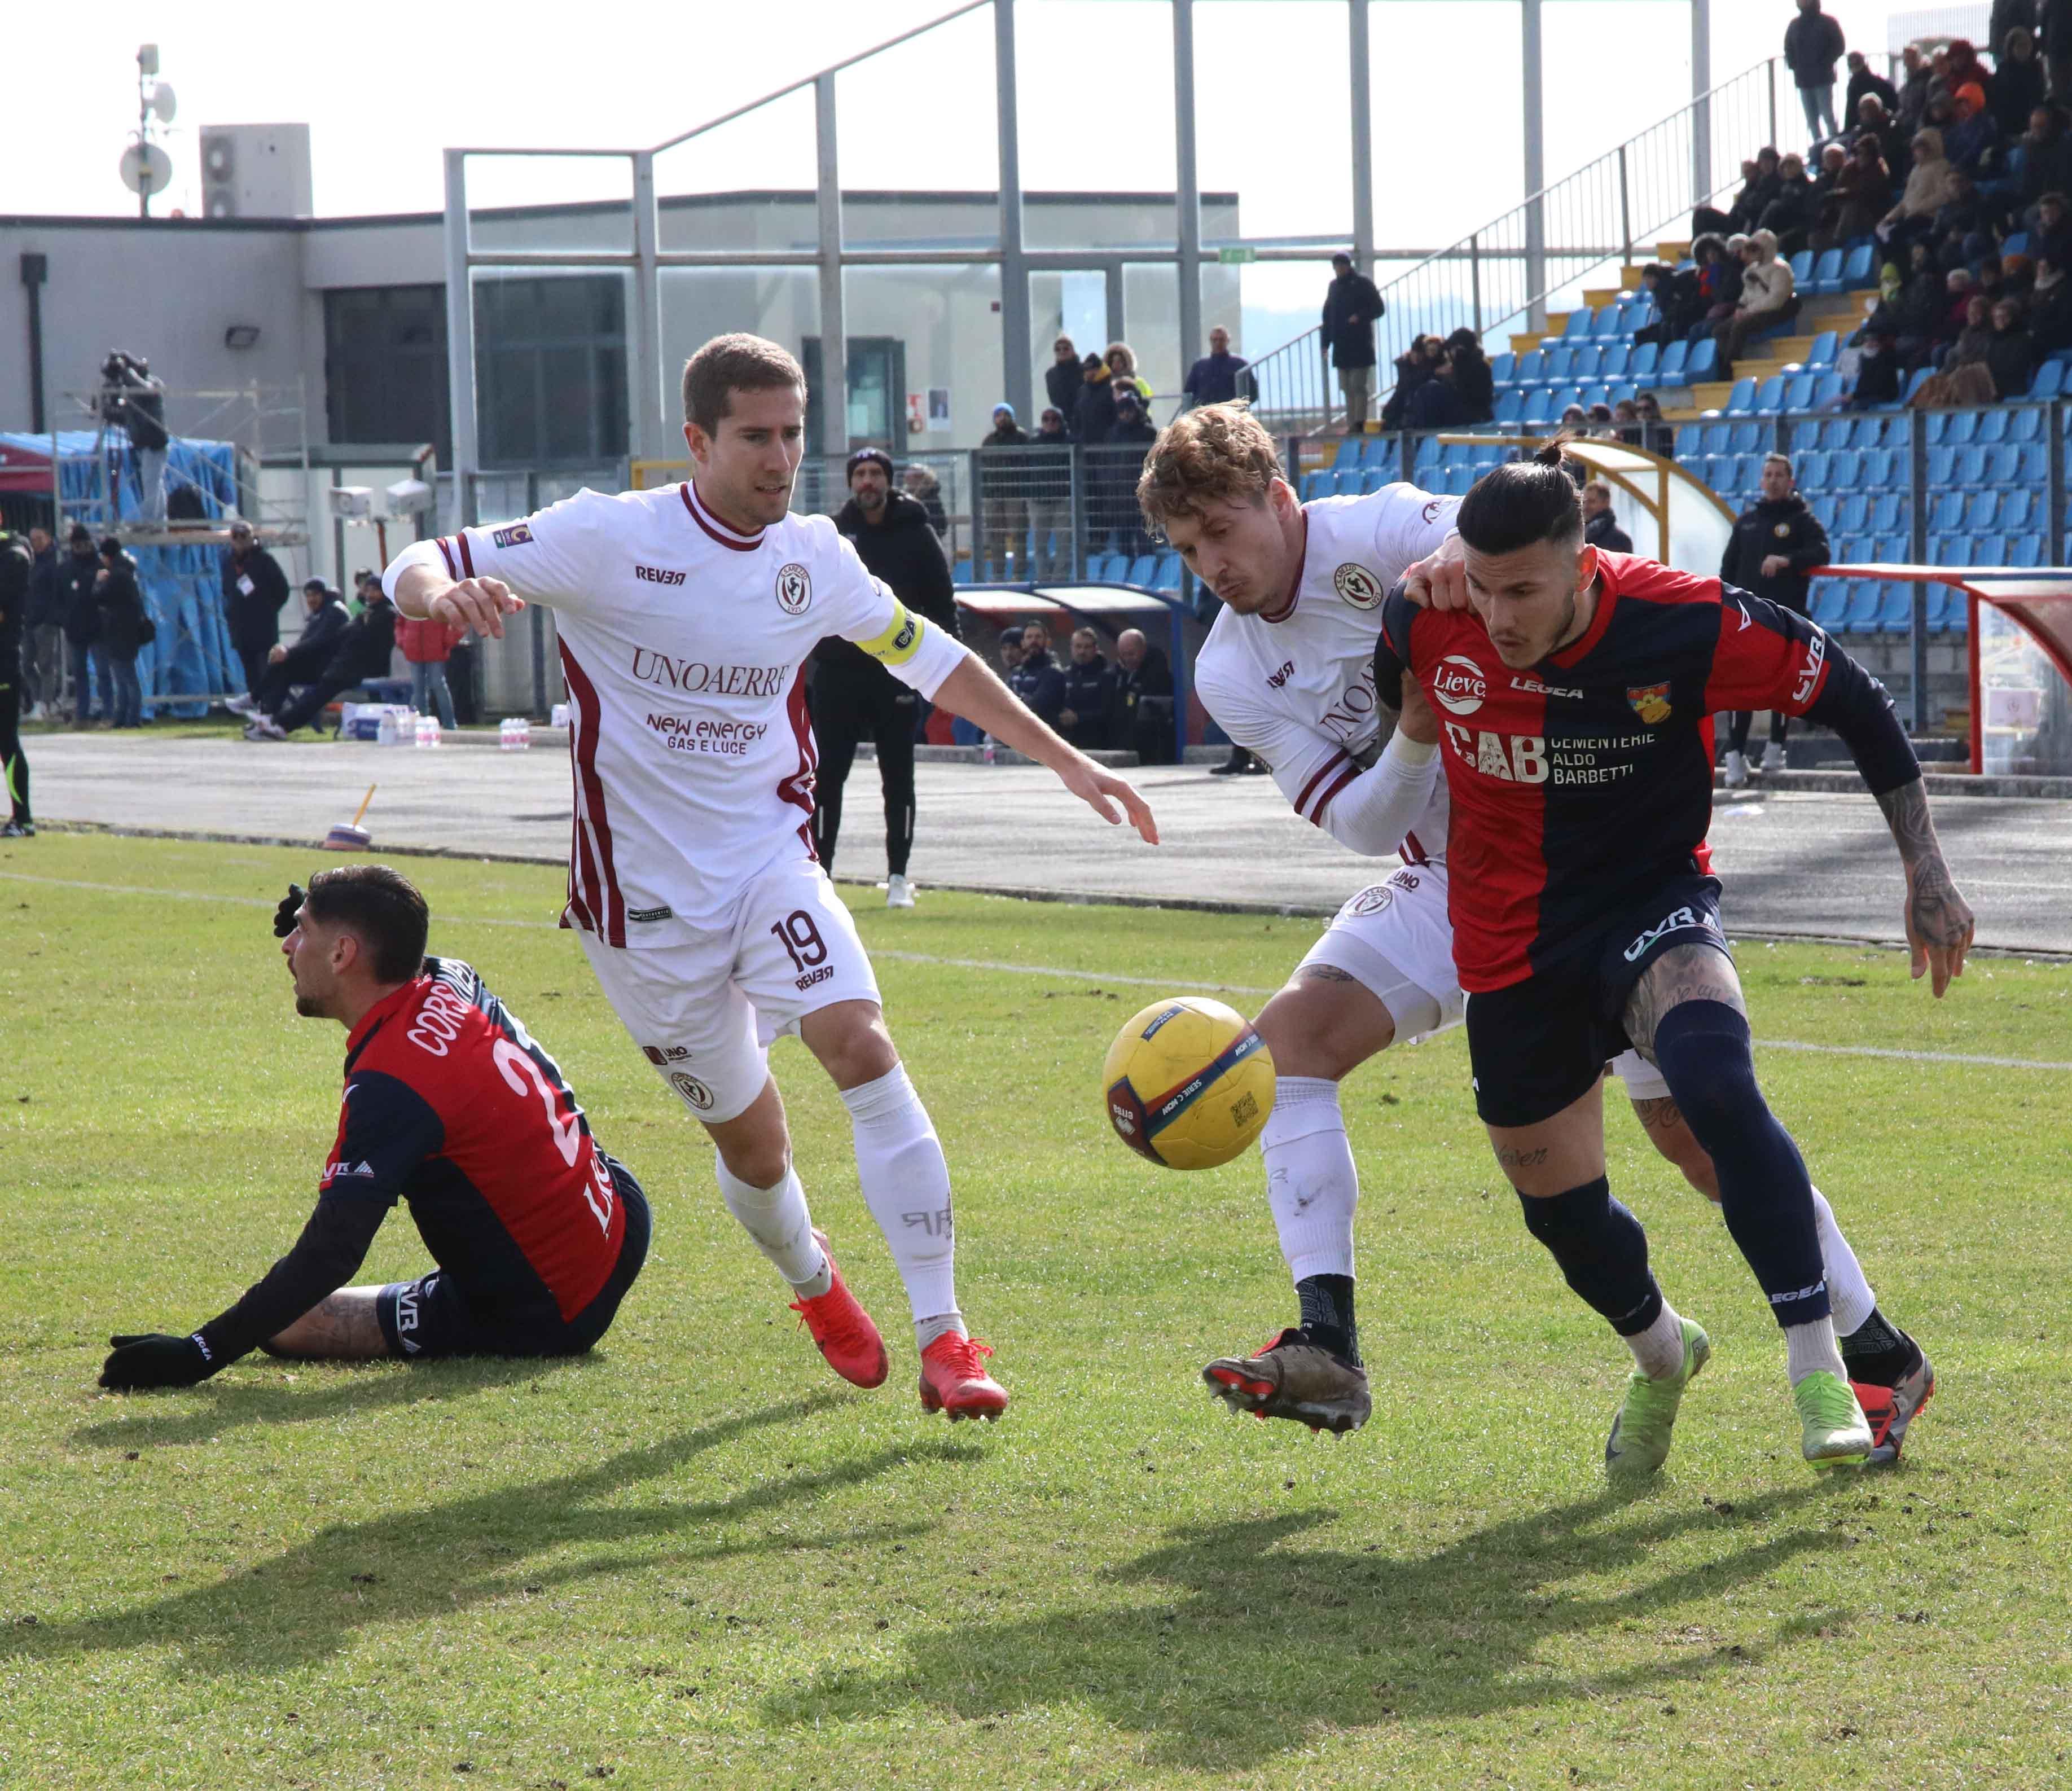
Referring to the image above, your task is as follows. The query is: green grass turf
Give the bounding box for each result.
[2,831,2068,1790]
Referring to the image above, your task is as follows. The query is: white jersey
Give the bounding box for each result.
[1193,484,1459,863]
[386,481,967,946]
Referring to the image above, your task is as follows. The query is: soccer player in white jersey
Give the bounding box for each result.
[383,334,1158,1423]
[1136,406,1932,1465]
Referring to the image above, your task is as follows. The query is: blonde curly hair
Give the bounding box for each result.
[1135,402,1284,530]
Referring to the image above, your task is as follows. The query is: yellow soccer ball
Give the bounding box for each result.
[1102,996,1276,1170]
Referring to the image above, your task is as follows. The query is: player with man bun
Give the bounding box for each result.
[383,334,1158,1423]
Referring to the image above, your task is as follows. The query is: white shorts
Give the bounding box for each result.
[1300,861,1672,1099]
[577,857,880,1125]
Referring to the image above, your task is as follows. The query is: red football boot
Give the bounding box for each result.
[788,1228,889,1389]
[918,1332,1009,1422]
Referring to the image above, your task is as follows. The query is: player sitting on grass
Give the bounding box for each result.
[1139,405,1935,1467]
[1377,443,1971,1472]
[99,866,649,1390]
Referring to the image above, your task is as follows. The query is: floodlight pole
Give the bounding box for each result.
[1692,0,1713,206]
[996,0,1033,424]
[815,73,848,460]
[632,150,668,464]
[1349,0,1374,276]
[1522,0,1547,331]
[442,149,480,524]
[1174,0,1202,389]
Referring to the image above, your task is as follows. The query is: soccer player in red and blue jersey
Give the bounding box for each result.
[1377,444,1973,1473]
[98,866,649,1390]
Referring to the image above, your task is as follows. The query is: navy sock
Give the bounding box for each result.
[1650,998,1830,1329]
[1296,1274,1360,1367]
[1517,1177,1664,1337]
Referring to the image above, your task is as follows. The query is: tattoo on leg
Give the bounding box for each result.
[1623,943,1745,1058]
[1496,1145,1549,1169]
[1628,1095,1687,1136]
[1297,965,1359,984]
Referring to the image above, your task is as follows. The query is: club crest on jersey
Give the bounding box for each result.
[1346,884,1395,918]
[1627,682,1673,725]
[669,1072,716,1111]
[775,563,813,615]
[491,523,534,549]
[1333,563,1384,611]
[1432,653,1487,715]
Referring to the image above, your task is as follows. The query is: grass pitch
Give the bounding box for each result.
[2,831,2069,1790]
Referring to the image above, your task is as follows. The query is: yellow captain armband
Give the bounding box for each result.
[855,602,927,666]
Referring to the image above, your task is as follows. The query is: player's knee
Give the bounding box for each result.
[1255,978,1391,1082]
[718,1139,793,1191]
[805,1002,899,1091]
[1650,999,1765,1148]
[1517,1175,1612,1245]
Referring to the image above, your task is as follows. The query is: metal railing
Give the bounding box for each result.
[1249,59,1797,433]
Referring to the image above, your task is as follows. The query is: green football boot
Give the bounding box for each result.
[1605,1317,1711,1476]
[1794,1369,1873,1469]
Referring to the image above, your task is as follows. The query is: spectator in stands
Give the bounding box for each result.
[980,403,1031,577]
[1075,352,1117,446]
[1996,29,2049,137]
[1028,409,1074,578]
[2030,254,2072,347]
[2018,108,2072,214]
[1850,327,1904,405]
[57,524,100,723]
[902,463,949,539]
[1944,83,2003,179]
[1108,627,1175,763]
[92,538,148,731]
[1635,260,1705,345]
[1108,392,1159,558]
[1934,270,1979,352]
[1948,39,1994,101]
[1913,292,2000,405]
[231,580,349,728]
[22,526,60,721]
[2047,0,2072,105]
[1932,171,1995,267]
[1877,128,1961,256]
[1846,50,1899,121]
[2029,189,2072,266]
[1719,453,1829,785]
[248,586,398,741]
[1713,230,1796,375]
[1611,398,1641,446]
[1818,134,1891,247]
[1694,159,1758,238]
[1381,333,1442,431]
[1634,390,1675,456]
[1057,627,1113,751]
[1046,336,1083,435]
[1006,622,1064,727]
[1182,326,1250,409]
[1581,481,1632,552]
[1898,45,1933,133]
[1558,403,1589,434]
[1443,328,1495,422]
[1320,252,1385,429]
[1855,93,1908,173]
[220,519,291,700]
[1986,295,2038,392]
[396,605,461,730]
[1994,1,2039,63]
[1586,402,1619,440]
[1760,152,1819,249]
[1406,346,1473,431]
[997,629,1023,677]
[1785,0,1846,148]
[1689,234,1744,336]
[1105,343,1153,407]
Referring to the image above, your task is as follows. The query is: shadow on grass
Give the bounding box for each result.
[766,1481,1845,1772]
[69,1353,590,1450]
[10,1391,977,1674]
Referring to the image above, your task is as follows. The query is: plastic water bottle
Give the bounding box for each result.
[376,710,404,748]
[414,715,441,749]
[499,717,532,752]
[550,702,571,730]
[982,737,996,766]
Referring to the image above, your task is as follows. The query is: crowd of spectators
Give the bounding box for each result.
[999,620,1175,761]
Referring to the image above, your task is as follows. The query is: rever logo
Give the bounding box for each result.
[1266,660,1296,688]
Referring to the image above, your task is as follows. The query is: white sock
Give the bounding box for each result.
[1811,1186,1877,1337]
[1627,1300,1689,1380]
[1260,1077,1358,1282]
[1785,1316,1848,1386]
[841,1065,963,1339]
[714,1156,828,1293]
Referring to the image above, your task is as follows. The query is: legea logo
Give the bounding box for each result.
[1432,654,1487,715]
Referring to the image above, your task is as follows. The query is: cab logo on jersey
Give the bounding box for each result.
[1626,682,1673,725]
[1431,653,1487,715]
[491,523,534,549]
[775,563,813,615]
[1346,884,1395,918]
[1333,563,1384,611]
[669,1072,716,1111]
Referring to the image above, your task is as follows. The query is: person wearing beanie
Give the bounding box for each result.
[980,404,1031,578]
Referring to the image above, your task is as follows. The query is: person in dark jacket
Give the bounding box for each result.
[1027,409,1075,577]
[1107,627,1175,763]
[238,581,355,736]
[56,524,102,722]
[1006,622,1065,727]
[1443,327,1495,420]
[1182,326,1252,409]
[1404,350,1472,430]
[2046,0,2072,108]
[1983,295,2038,394]
[1107,391,1158,556]
[21,526,62,719]
[1057,627,1114,751]
[220,519,292,699]
[1785,0,1847,147]
[1994,29,2049,138]
[1581,481,1632,552]
[103,352,170,524]
[811,446,960,907]
[1845,50,1899,121]
[1044,336,1084,435]
[0,531,31,832]
[263,591,398,738]
[93,539,150,730]
[900,463,949,538]
[980,404,1031,578]
[1759,152,1819,249]
[1074,353,1117,446]
[1719,454,1832,784]
[1380,333,1442,431]
[1320,252,1385,428]
[2028,254,2072,349]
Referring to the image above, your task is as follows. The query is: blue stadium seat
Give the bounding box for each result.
[2010,532,2045,567]
[1700,422,1732,454]
[1723,377,1759,416]
[1573,382,1607,410]
[1444,465,1477,495]
[1332,438,1365,468]
[1513,350,1547,387]
[1902,367,1933,402]
[1754,376,1788,414]
[1974,408,2010,445]
[1925,445,1957,485]
[1674,424,1705,459]
[1683,337,1718,382]
[1727,421,1762,453]
[1439,440,1475,467]
[1948,411,1981,446]
[1732,451,1766,492]
[1363,434,1398,466]
[1494,390,1525,424]
[1489,351,1516,386]
[1413,434,1441,469]
[1796,449,1832,488]
[2031,361,2067,400]
[1334,468,1365,494]
[1816,416,1852,448]
[1624,298,1658,335]
[1842,583,1884,631]
[1358,468,1389,496]
[1125,554,1158,586]
[1628,341,1661,382]
[1565,345,1600,383]
[1873,532,1909,561]
[1606,382,1639,408]
[1871,492,1906,531]
[1807,249,1845,295]
[1599,344,1631,380]
[1828,448,1864,489]
[1591,305,1625,339]
[1930,490,1966,531]
[1547,383,1582,412]
[1840,243,1876,288]
[1970,535,2008,567]
[1299,471,1332,501]
[1928,532,1962,564]
[2008,405,2046,441]
[2001,488,2038,530]
[1810,583,1851,629]
[1804,330,1840,368]
[2019,441,2049,481]
[1656,339,1691,385]
[1522,389,1557,426]
[1788,249,1814,288]
[1986,444,2023,485]
[952,558,975,584]
[1784,374,1817,410]
[1836,490,1871,530]
[1561,309,1595,340]
[1876,585,1916,632]
[1849,415,1886,449]
[1151,551,1182,591]
[2004,231,2032,257]
[1813,374,1847,407]
[1963,491,2002,532]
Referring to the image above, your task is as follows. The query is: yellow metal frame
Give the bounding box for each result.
[1437,435,1734,563]
[630,459,690,491]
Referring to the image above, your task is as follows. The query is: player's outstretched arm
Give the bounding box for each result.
[1397,529,1469,612]
[388,556,524,640]
[932,654,1160,844]
[1876,779,1975,996]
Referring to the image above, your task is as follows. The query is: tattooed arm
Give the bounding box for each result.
[1876,779,1975,997]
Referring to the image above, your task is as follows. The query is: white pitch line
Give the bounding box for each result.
[7,871,2068,1072]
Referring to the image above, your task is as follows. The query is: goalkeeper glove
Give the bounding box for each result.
[274,882,306,939]
[99,1333,214,1391]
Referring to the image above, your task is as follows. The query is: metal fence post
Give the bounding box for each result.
[1908,412,1929,733]
[1069,446,1086,580]
[1768,60,1779,156]
[1618,144,1632,266]
[1470,234,1483,336]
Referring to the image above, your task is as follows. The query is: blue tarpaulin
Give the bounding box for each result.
[0,431,247,718]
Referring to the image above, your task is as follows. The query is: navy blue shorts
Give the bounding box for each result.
[1464,873,1731,1130]
[377,1156,651,1360]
